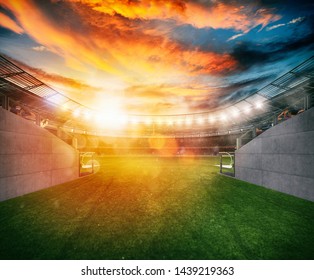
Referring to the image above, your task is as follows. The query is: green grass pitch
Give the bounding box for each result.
[0,156,313,260]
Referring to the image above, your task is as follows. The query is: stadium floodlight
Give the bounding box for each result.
[156,118,163,125]
[255,102,263,109]
[96,113,105,123]
[167,119,174,126]
[73,109,80,117]
[232,109,240,117]
[62,104,68,111]
[197,117,204,124]
[244,106,252,114]
[145,118,152,125]
[84,111,91,120]
[117,114,128,125]
[185,117,192,125]
[176,118,183,125]
[131,117,139,125]
[220,114,227,121]
[208,115,215,123]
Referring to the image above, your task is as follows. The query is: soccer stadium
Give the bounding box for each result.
[0,1,313,260]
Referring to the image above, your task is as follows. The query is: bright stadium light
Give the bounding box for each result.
[244,106,252,114]
[208,115,215,123]
[145,118,152,125]
[117,114,128,125]
[176,118,183,125]
[197,117,204,124]
[185,117,192,125]
[84,111,91,120]
[94,98,128,129]
[156,118,163,125]
[255,102,263,109]
[131,117,138,125]
[73,109,80,117]
[96,113,105,123]
[167,118,174,126]
[220,114,227,121]
[62,104,68,111]
[232,109,240,117]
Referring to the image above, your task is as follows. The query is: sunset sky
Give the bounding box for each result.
[0,0,313,115]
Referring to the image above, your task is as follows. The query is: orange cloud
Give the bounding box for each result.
[68,1,238,78]
[0,0,237,79]
[185,2,281,31]
[71,0,186,21]
[0,0,251,114]
[69,0,280,32]
[0,12,24,34]
[180,50,237,75]
[0,0,124,75]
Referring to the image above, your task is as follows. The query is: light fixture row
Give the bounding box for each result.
[66,102,264,126]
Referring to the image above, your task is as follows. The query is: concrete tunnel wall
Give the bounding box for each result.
[0,108,79,201]
[235,107,314,201]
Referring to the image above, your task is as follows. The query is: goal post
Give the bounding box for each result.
[79,152,96,176]
[218,152,235,177]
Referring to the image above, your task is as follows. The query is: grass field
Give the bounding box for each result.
[0,156,313,260]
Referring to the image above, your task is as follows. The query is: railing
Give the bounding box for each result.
[236,94,312,150]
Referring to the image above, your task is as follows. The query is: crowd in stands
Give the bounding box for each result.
[9,103,49,128]
[77,134,237,156]
[277,107,304,121]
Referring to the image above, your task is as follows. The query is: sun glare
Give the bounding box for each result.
[93,99,127,129]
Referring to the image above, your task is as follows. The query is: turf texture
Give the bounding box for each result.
[0,156,313,260]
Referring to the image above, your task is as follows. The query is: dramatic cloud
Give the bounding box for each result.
[0,0,124,75]
[0,0,312,114]
[0,1,238,78]
[32,45,47,52]
[0,11,23,34]
[232,22,314,71]
[68,0,280,32]
[227,33,245,42]
[267,16,305,31]
[266,23,285,31]
[289,17,305,24]
[185,75,274,111]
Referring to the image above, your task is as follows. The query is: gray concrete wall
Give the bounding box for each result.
[235,107,314,201]
[0,108,79,201]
